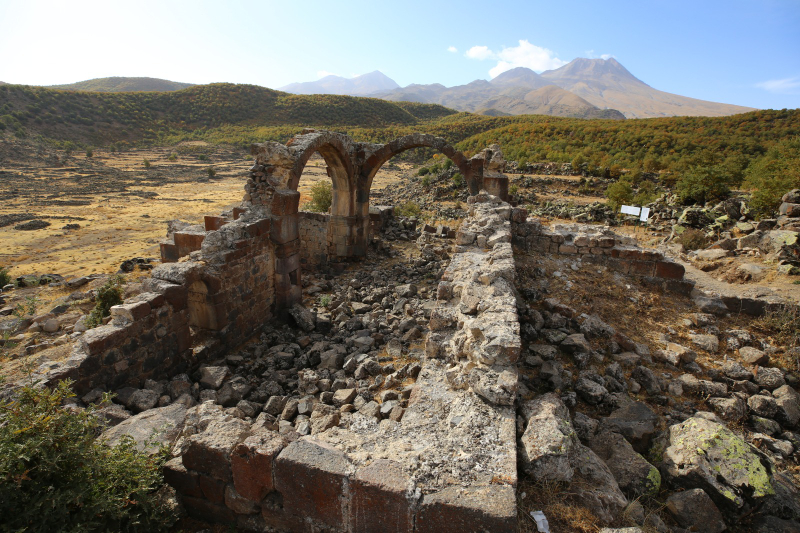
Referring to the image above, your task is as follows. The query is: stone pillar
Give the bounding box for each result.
[270,189,302,311]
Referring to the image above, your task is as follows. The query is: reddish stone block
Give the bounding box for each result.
[176,325,192,352]
[163,457,203,498]
[231,431,286,502]
[174,232,206,256]
[181,495,237,525]
[273,439,354,528]
[655,261,685,280]
[628,260,656,277]
[275,254,300,275]
[162,285,188,311]
[415,485,517,533]
[182,417,251,481]
[351,460,415,533]
[204,215,228,232]
[233,207,247,220]
[139,292,165,309]
[160,242,179,263]
[198,474,226,504]
[271,189,300,216]
[271,215,299,244]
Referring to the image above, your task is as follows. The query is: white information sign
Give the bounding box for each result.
[640,207,650,222]
[620,205,641,216]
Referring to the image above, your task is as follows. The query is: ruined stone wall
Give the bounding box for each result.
[33,215,276,396]
[298,211,329,268]
[512,215,691,293]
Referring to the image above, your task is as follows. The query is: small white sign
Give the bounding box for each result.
[640,207,650,222]
[620,205,641,216]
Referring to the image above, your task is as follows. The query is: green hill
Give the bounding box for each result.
[47,77,194,92]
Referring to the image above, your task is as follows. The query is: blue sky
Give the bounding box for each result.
[1,0,798,110]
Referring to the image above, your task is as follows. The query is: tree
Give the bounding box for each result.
[303,181,333,213]
[675,165,732,205]
[744,137,800,217]
[605,178,634,212]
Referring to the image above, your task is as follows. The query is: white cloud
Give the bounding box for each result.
[585,49,614,60]
[756,76,800,94]
[316,70,339,79]
[447,46,458,53]
[465,40,566,78]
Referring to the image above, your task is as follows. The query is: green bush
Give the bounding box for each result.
[509,184,519,197]
[142,159,150,169]
[86,276,124,329]
[167,153,177,161]
[605,178,634,213]
[452,172,464,188]
[206,167,216,178]
[85,148,93,158]
[744,137,800,217]
[676,228,710,252]
[421,175,431,187]
[0,380,175,532]
[303,180,333,213]
[633,181,659,206]
[0,266,10,287]
[396,201,421,218]
[417,167,430,176]
[443,159,453,169]
[675,165,732,205]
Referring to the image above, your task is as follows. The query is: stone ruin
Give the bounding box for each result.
[14,129,800,532]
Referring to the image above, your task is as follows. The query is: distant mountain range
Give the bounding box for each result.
[281,58,756,119]
[279,71,399,96]
[9,58,756,120]
[47,77,195,92]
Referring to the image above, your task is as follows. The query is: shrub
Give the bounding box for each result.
[198,154,208,161]
[421,175,431,187]
[13,296,38,318]
[85,148,93,158]
[142,159,150,169]
[0,266,10,287]
[753,306,800,352]
[676,228,710,252]
[167,153,177,161]
[605,178,634,213]
[452,172,464,188]
[303,180,333,213]
[86,275,124,328]
[744,137,800,217]
[206,167,216,178]
[443,159,453,169]
[0,379,175,532]
[675,165,732,205]
[396,201,421,218]
[417,167,430,176]
[633,180,659,206]
[509,184,519,197]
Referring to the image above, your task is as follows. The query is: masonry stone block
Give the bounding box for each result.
[273,439,354,528]
[204,215,228,231]
[351,459,415,533]
[163,457,203,498]
[655,261,685,280]
[231,431,286,502]
[182,417,251,481]
[415,485,517,533]
[270,215,299,244]
[271,189,300,216]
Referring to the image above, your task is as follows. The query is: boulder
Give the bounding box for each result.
[601,400,659,454]
[199,366,229,390]
[288,303,315,332]
[658,416,774,511]
[569,442,628,524]
[518,393,575,482]
[100,403,187,453]
[665,488,726,533]
[588,430,661,498]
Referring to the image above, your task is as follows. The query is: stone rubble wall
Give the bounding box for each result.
[512,214,692,294]
[428,191,521,406]
[32,215,276,396]
[298,211,329,268]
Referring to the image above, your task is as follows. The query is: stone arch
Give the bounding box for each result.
[287,131,357,217]
[360,133,476,194]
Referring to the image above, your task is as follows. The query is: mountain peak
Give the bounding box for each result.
[542,57,642,84]
[491,67,553,90]
[280,70,399,96]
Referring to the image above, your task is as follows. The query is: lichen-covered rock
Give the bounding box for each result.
[658,416,774,511]
[518,393,575,482]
